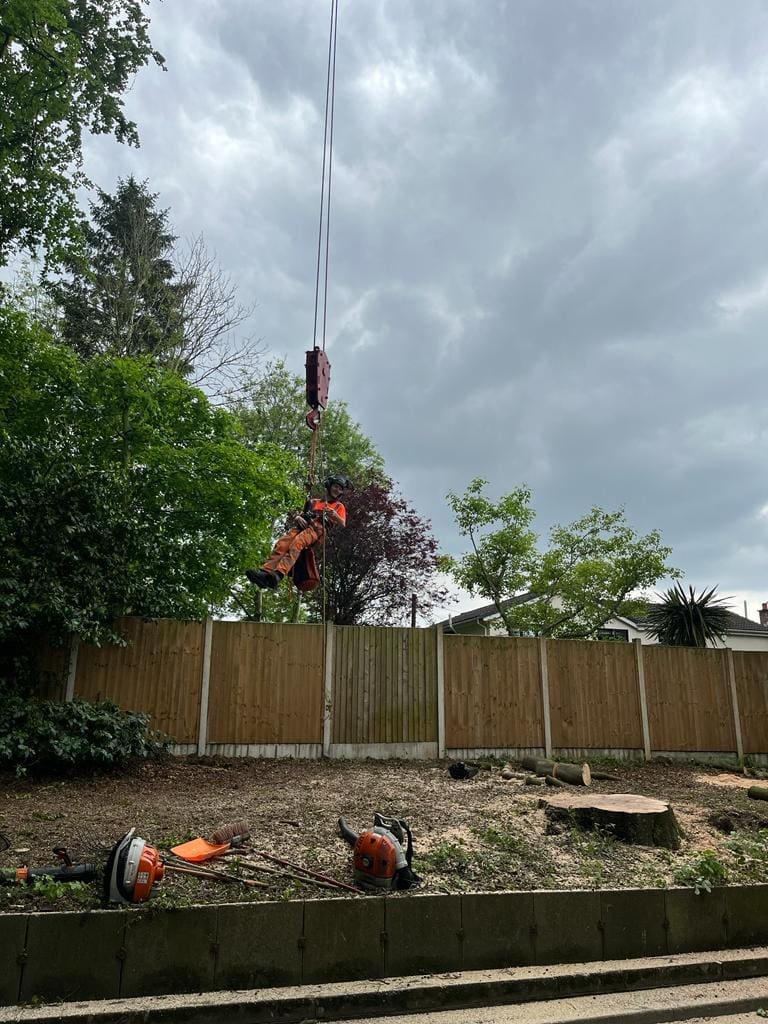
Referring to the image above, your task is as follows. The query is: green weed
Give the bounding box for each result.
[417,840,470,873]
[673,850,728,894]
[724,829,768,883]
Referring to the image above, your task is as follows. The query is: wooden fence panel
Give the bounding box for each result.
[332,626,437,744]
[207,622,324,744]
[643,646,735,752]
[547,639,643,749]
[732,651,768,755]
[444,636,543,749]
[36,642,70,701]
[74,618,204,744]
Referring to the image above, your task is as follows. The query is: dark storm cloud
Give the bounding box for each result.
[82,0,768,613]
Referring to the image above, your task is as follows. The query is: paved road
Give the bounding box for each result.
[333,977,768,1024]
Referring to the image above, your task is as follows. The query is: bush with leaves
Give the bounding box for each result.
[0,693,160,773]
[0,308,299,653]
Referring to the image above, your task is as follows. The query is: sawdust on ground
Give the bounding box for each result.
[1,757,767,913]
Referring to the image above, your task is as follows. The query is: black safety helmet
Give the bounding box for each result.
[324,474,351,491]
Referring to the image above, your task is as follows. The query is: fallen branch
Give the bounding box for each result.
[252,850,359,893]
[165,862,268,889]
[748,786,768,802]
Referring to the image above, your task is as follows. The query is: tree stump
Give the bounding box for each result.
[540,793,681,849]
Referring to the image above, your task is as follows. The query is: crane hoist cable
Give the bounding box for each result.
[305,0,339,500]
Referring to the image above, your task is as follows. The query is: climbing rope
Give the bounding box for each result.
[305,0,339,500]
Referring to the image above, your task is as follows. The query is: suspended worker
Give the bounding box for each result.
[245,475,351,592]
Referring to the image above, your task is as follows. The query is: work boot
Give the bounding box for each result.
[245,569,281,589]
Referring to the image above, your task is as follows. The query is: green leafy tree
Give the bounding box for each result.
[0,309,298,672]
[644,583,732,647]
[235,360,386,490]
[49,176,188,363]
[231,361,387,623]
[0,0,164,266]
[47,181,262,395]
[447,478,676,639]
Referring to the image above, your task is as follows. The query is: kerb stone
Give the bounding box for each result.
[302,897,385,984]
[19,911,125,1004]
[461,891,536,970]
[601,888,667,959]
[215,900,303,990]
[385,894,462,977]
[120,905,217,998]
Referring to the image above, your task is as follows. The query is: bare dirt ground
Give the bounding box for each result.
[1,756,767,913]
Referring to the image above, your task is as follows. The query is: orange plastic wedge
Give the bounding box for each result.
[170,838,229,862]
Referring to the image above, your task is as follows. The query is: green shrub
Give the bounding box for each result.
[0,691,162,773]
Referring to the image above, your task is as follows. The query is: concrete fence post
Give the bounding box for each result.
[435,626,446,759]
[196,617,213,756]
[538,638,553,758]
[633,638,652,760]
[64,635,79,702]
[322,623,335,757]
[725,648,744,763]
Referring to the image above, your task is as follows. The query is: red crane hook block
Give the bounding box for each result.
[305,347,331,431]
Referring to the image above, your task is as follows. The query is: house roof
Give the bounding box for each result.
[437,596,768,636]
[625,605,768,636]
[437,592,535,631]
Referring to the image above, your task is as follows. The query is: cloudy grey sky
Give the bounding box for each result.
[85,0,768,620]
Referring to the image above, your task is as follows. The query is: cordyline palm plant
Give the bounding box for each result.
[644,584,732,647]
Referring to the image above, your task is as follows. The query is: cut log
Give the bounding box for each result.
[590,770,621,782]
[540,793,681,849]
[520,757,591,786]
[748,786,768,802]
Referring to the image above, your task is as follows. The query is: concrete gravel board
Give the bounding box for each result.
[724,883,768,948]
[665,887,727,954]
[384,894,462,978]
[600,888,668,959]
[532,889,603,964]
[120,905,218,998]
[0,914,26,1006]
[461,891,536,970]
[214,900,304,990]
[19,910,126,1005]
[302,897,385,984]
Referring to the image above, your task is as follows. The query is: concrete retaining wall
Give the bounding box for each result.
[3,885,768,1007]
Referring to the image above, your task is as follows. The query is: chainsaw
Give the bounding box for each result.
[104,828,165,904]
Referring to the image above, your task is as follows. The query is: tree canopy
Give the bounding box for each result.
[235,361,386,492]
[447,477,676,639]
[50,176,188,363]
[0,0,164,266]
[0,309,298,650]
[315,481,449,626]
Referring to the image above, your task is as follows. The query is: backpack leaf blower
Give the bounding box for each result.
[104,828,165,904]
[0,846,97,886]
[338,812,421,892]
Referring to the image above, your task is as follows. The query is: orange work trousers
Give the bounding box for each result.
[262,521,325,578]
